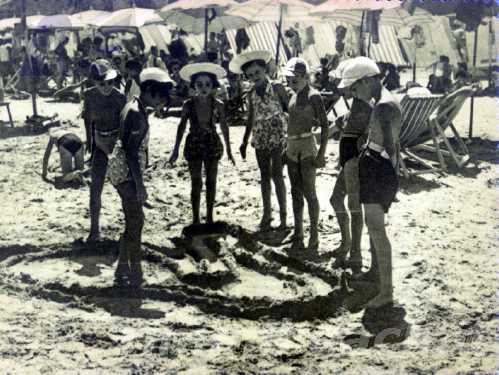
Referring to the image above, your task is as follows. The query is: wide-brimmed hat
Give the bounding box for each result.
[140,67,175,87]
[179,63,226,83]
[337,56,380,89]
[283,57,309,77]
[229,50,272,75]
[90,59,118,81]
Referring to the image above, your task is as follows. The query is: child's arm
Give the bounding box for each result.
[42,137,55,180]
[240,90,254,159]
[217,100,235,165]
[311,93,328,168]
[169,102,189,164]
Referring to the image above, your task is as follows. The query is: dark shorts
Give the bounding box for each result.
[184,130,223,162]
[339,136,361,168]
[359,149,398,213]
[57,134,83,154]
[207,52,218,62]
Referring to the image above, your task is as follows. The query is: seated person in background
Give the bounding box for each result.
[42,126,85,183]
[383,64,401,91]
[146,45,167,70]
[405,81,432,97]
[125,59,143,101]
[207,32,219,62]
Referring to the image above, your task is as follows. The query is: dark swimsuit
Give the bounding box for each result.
[183,98,223,162]
[57,133,83,154]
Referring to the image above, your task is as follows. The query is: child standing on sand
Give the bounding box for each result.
[169,63,235,224]
[229,50,289,231]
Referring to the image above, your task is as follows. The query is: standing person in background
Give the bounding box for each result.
[109,68,174,288]
[169,63,235,224]
[337,56,402,309]
[147,45,167,70]
[124,59,143,102]
[0,38,12,82]
[207,32,219,62]
[230,50,289,231]
[54,36,70,88]
[83,60,126,242]
[284,58,328,255]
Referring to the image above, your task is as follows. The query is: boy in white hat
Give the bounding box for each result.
[338,56,402,309]
[169,63,235,225]
[83,59,126,242]
[229,50,289,231]
[110,67,174,287]
[284,57,328,254]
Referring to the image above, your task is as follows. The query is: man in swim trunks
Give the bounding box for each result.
[284,58,328,254]
[338,56,402,309]
[83,59,126,242]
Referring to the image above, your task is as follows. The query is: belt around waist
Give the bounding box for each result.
[341,133,362,139]
[288,132,313,140]
[95,128,120,137]
[367,142,390,159]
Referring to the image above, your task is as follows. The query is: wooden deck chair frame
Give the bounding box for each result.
[410,86,475,173]
[398,95,443,177]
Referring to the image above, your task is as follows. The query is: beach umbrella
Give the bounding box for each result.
[226,0,318,65]
[26,15,45,28]
[98,7,162,28]
[70,10,111,27]
[30,14,85,30]
[157,0,244,57]
[0,17,19,31]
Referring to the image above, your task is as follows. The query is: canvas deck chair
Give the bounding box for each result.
[409,86,475,172]
[398,86,475,177]
[398,95,443,177]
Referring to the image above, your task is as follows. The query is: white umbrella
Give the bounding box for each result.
[157,0,245,56]
[226,0,318,65]
[70,10,111,27]
[98,7,162,28]
[30,14,85,30]
[0,17,19,31]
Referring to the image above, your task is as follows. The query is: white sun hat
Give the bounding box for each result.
[337,56,381,89]
[139,67,175,86]
[90,59,118,81]
[229,50,272,75]
[283,57,309,77]
[328,58,351,80]
[179,63,227,83]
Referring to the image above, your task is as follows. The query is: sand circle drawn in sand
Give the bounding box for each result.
[0,224,378,321]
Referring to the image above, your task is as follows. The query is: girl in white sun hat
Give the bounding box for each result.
[169,63,235,225]
[230,50,290,232]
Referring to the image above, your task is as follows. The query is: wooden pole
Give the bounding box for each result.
[204,8,209,58]
[412,44,417,82]
[359,10,365,56]
[275,4,283,66]
[468,27,478,138]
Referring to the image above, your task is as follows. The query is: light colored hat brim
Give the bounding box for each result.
[104,69,118,81]
[179,63,227,83]
[229,50,272,75]
[338,71,379,89]
[140,67,175,86]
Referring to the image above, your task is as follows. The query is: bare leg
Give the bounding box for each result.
[255,149,272,228]
[301,157,320,251]
[271,148,287,228]
[287,159,304,245]
[58,146,73,175]
[188,160,203,224]
[330,168,351,257]
[74,147,84,171]
[88,148,108,242]
[344,157,363,269]
[364,203,393,308]
[205,159,218,224]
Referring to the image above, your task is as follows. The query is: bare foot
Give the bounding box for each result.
[259,216,272,231]
[308,232,319,251]
[86,231,100,243]
[331,241,351,258]
[365,293,393,309]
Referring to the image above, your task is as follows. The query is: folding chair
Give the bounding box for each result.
[0,101,14,127]
[410,86,476,172]
[398,95,443,177]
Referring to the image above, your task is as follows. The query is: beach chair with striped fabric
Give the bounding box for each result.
[398,94,443,177]
[410,86,476,172]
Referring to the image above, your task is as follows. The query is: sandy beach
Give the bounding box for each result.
[0,85,497,374]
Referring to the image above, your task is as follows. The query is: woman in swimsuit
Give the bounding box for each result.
[284,58,329,254]
[229,50,289,231]
[169,63,235,224]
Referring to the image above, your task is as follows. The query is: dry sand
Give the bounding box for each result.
[0,87,497,374]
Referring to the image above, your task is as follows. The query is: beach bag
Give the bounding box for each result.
[107,139,129,186]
